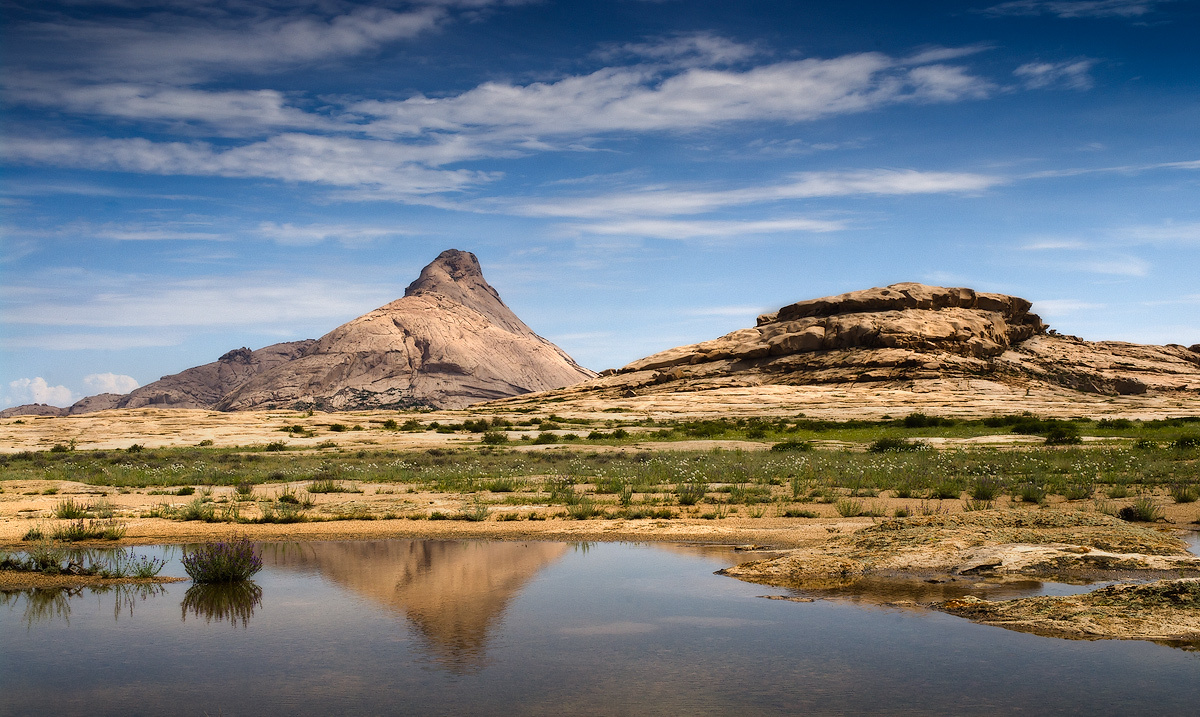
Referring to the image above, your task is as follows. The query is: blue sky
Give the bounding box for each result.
[2,0,1198,408]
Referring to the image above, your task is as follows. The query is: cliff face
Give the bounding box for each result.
[518,282,1200,403]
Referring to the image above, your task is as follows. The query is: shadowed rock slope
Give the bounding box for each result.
[215,249,595,410]
[499,282,1200,406]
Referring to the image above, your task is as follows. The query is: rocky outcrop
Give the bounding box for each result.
[0,404,67,419]
[112,341,317,410]
[67,393,125,414]
[504,282,1200,405]
[216,249,595,410]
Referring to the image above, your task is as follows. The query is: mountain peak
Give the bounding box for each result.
[405,249,487,296]
[403,248,526,334]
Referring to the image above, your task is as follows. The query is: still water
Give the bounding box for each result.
[2,539,1198,716]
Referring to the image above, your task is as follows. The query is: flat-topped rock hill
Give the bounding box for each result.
[496,282,1200,410]
[4,250,594,416]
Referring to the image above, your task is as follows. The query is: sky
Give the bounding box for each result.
[2,0,1198,409]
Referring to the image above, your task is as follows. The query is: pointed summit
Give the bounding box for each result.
[403,249,527,334]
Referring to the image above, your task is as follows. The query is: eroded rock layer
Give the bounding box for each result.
[518,282,1200,404]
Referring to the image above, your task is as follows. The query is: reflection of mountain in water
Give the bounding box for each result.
[266,540,567,671]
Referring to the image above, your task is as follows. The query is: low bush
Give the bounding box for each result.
[1117,497,1164,523]
[869,437,928,453]
[770,440,812,452]
[182,536,263,583]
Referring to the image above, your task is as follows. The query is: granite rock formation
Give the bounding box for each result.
[216,249,595,410]
[16,249,595,415]
[513,282,1200,404]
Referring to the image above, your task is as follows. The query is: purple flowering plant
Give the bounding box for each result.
[181,535,263,583]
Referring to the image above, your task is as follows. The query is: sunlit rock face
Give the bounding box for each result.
[215,249,596,410]
[264,540,568,671]
[55,249,595,414]
[520,282,1200,403]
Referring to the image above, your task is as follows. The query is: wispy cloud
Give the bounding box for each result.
[1014,59,1096,90]
[516,169,1004,219]
[351,51,993,139]
[567,217,847,239]
[255,222,414,246]
[11,3,453,83]
[1031,298,1105,315]
[3,135,494,197]
[3,274,394,329]
[983,0,1172,18]
[1122,221,1200,244]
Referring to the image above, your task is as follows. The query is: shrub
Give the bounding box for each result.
[970,477,1003,501]
[382,419,399,430]
[329,424,347,433]
[1117,497,1164,523]
[198,439,214,447]
[307,479,360,494]
[127,444,144,453]
[1132,438,1158,450]
[835,499,864,517]
[566,496,602,519]
[1172,436,1200,450]
[675,479,708,506]
[869,437,928,453]
[1015,482,1047,504]
[1169,483,1198,504]
[54,498,88,519]
[782,508,820,520]
[770,440,812,452]
[182,536,263,583]
[264,441,288,452]
[1062,483,1094,501]
[176,486,196,496]
[532,432,558,445]
[481,431,509,445]
[1044,425,1082,446]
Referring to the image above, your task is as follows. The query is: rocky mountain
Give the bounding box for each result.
[215,249,595,410]
[6,249,595,416]
[507,282,1200,405]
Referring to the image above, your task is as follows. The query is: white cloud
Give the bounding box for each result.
[3,274,394,329]
[601,32,762,67]
[983,0,1169,18]
[1077,256,1150,276]
[1014,60,1096,90]
[685,306,768,317]
[255,222,414,246]
[1031,299,1105,316]
[3,134,494,197]
[17,4,447,83]
[1123,221,1200,244]
[6,377,76,407]
[4,80,344,136]
[1021,238,1088,250]
[352,52,992,139]
[2,333,184,351]
[83,373,140,395]
[569,217,847,239]
[517,169,1005,219]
